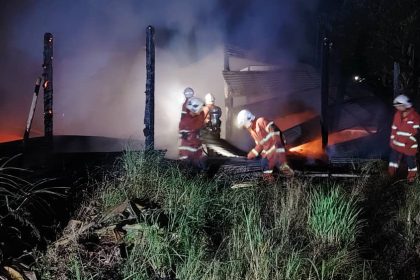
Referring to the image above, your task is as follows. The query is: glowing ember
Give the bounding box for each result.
[289,127,376,158]
[289,137,325,158]
[329,127,376,145]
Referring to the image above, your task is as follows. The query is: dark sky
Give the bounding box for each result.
[0,0,326,154]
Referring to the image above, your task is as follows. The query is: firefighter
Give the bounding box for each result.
[181,87,195,119]
[388,94,420,183]
[202,93,222,139]
[179,97,206,170]
[236,109,294,181]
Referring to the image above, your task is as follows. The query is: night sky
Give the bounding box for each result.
[0,0,325,155]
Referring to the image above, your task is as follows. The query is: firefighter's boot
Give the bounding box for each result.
[388,166,397,177]
[407,169,417,183]
[262,171,275,184]
[280,163,294,177]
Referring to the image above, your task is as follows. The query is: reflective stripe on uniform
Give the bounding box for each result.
[392,125,397,129]
[392,140,406,147]
[414,125,420,129]
[396,131,412,136]
[265,121,274,133]
[263,170,273,174]
[389,162,399,168]
[408,167,418,172]
[251,149,259,156]
[410,136,417,142]
[260,131,280,145]
[390,135,395,139]
[179,130,190,133]
[264,145,276,155]
[179,156,188,160]
[178,146,202,152]
[407,121,414,124]
[411,144,418,149]
[263,145,285,155]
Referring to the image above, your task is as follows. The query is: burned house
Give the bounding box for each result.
[221,46,390,163]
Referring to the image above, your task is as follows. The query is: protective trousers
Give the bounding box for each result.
[388,148,417,182]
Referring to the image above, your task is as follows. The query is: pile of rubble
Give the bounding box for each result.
[37,197,168,279]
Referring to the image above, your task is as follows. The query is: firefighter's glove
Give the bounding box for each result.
[180,132,189,140]
[247,149,258,160]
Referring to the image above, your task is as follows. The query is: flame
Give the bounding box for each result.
[329,127,376,145]
[289,127,376,158]
[289,137,325,158]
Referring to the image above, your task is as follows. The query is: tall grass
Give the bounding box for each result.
[36,149,373,279]
[397,185,420,246]
[113,150,215,279]
[116,151,370,279]
[0,155,66,267]
[308,186,363,248]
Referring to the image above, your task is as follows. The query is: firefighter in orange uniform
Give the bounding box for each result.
[236,109,294,180]
[181,87,195,119]
[388,94,420,182]
[179,97,206,169]
[202,93,222,138]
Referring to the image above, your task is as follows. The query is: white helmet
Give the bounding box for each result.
[205,93,215,105]
[393,94,412,108]
[183,87,195,99]
[236,109,255,129]
[186,97,204,114]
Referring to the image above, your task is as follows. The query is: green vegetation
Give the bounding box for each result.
[0,155,68,279]
[35,150,420,279]
[308,186,362,247]
[0,155,64,255]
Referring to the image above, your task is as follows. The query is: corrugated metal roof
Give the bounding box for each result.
[224,44,248,58]
[223,63,321,98]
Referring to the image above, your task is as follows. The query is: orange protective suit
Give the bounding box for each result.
[246,117,293,177]
[388,108,420,182]
[178,109,205,167]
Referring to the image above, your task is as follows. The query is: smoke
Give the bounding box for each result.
[0,0,320,157]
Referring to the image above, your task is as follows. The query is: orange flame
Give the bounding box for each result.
[289,127,376,159]
[289,137,325,158]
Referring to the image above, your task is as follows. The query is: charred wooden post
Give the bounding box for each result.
[23,77,42,141]
[320,36,330,150]
[314,16,323,69]
[224,45,230,71]
[224,48,232,140]
[43,33,54,140]
[144,26,155,150]
[393,62,400,97]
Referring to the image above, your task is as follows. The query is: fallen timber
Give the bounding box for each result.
[203,137,376,182]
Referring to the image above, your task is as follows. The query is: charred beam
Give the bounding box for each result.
[43,32,53,140]
[144,26,155,150]
[23,77,42,141]
[320,36,330,150]
[393,62,400,97]
[224,45,230,71]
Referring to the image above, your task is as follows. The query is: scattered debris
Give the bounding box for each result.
[2,265,37,280]
[38,196,170,279]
